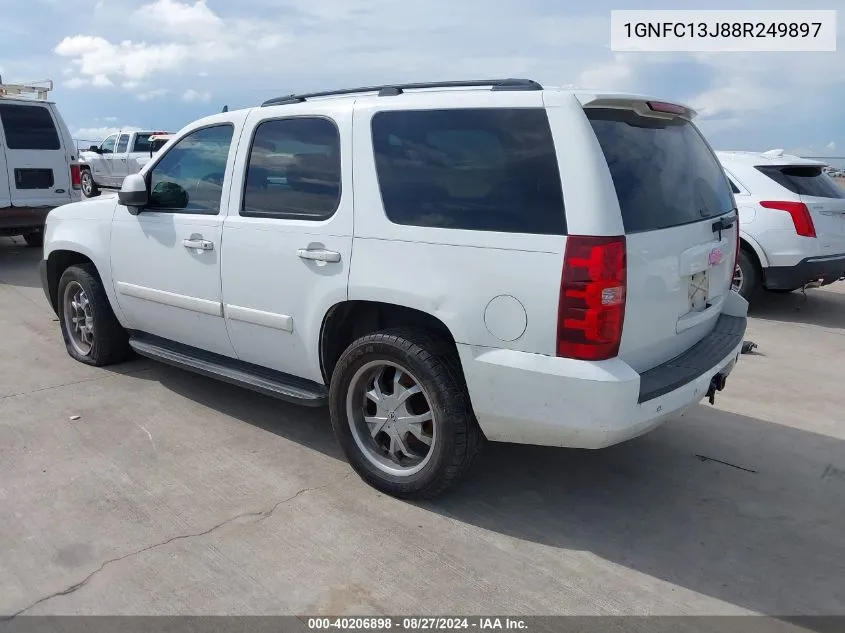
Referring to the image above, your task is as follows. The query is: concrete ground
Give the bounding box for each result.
[1,236,843,617]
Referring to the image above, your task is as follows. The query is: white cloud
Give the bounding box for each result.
[691,80,781,120]
[182,89,211,102]
[40,0,845,153]
[63,76,86,89]
[133,0,222,37]
[54,0,288,87]
[826,141,836,151]
[55,34,188,81]
[137,88,168,101]
[577,55,637,91]
[91,73,113,87]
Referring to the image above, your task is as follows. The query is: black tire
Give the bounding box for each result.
[22,230,44,247]
[81,168,100,198]
[57,263,130,366]
[329,328,483,499]
[734,249,759,301]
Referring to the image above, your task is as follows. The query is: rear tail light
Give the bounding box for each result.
[70,163,81,190]
[760,201,816,238]
[735,213,740,270]
[557,235,627,361]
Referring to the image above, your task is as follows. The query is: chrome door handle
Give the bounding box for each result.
[297,248,341,263]
[183,238,213,250]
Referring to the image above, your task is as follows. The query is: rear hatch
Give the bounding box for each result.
[755,164,845,255]
[0,102,72,208]
[586,104,738,373]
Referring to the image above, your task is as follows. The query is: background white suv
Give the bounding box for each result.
[718,150,845,299]
[40,79,747,498]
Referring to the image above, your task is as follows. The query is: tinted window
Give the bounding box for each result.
[116,134,130,153]
[371,108,565,235]
[242,117,341,220]
[100,135,117,154]
[0,104,60,150]
[756,165,845,199]
[729,179,741,194]
[587,109,734,233]
[133,133,153,153]
[147,125,234,214]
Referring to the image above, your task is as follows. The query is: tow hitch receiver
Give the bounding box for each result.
[706,373,728,405]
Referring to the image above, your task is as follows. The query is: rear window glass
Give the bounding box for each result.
[371,108,566,235]
[133,133,153,153]
[756,165,845,199]
[587,108,734,233]
[0,104,60,150]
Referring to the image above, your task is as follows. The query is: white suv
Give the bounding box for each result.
[718,150,845,299]
[39,79,747,498]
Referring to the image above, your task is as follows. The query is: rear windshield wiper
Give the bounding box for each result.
[712,211,737,240]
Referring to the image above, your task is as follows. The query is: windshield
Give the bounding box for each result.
[587,108,735,233]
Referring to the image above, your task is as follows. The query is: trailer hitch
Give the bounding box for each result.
[706,373,728,405]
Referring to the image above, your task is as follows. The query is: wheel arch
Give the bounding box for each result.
[319,300,461,385]
[45,250,97,313]
[739,231,769,269]
[44,238,127,326]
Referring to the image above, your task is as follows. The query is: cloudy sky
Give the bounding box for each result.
[1,0,843,161]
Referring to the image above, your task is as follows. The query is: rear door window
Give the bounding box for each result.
[756,165,845,199]
[133,133,153,153]
[0,104,60,150]
[241,117,341,220]
[587,108,734,233]
[116,134,130,153]
[371,108,566,235]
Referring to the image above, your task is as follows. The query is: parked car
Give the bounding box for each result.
[40,79,747,498]
[718,149,845,299]
[0,79,80,246]
[79,130,171,198]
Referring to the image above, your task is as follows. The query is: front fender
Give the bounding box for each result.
[44,204,129,327]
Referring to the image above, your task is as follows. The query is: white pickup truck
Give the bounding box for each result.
[79,130,171,197]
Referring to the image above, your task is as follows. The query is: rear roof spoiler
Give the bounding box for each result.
[574,92,697,120]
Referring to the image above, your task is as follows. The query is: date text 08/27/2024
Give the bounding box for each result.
[306,617,528,630]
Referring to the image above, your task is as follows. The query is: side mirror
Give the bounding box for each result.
[118,173,149,215]
[88,145,100,153]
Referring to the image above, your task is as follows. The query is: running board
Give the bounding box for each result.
[129,337,327,407]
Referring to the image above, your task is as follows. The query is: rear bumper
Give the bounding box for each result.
[764,254,845,290]
[459,312,747,449]
[0,206,51,233]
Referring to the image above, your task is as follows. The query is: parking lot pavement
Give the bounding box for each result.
[1,236,844,617]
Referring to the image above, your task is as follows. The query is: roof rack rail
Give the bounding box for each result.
[261,78,542,107]
[0,78,53,101]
